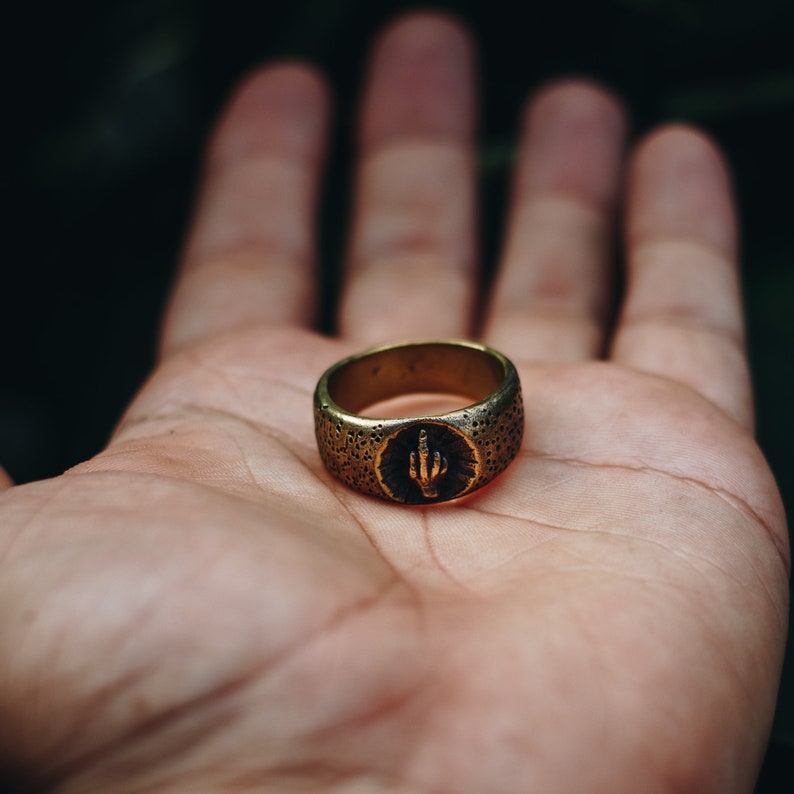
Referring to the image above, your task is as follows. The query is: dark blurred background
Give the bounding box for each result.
[2,0,792,787]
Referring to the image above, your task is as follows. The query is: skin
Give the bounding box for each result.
[0,13,788,793]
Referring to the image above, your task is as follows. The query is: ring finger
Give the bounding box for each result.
[482,80,627,364]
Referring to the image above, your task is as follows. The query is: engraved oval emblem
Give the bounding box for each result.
[374,422,479,504]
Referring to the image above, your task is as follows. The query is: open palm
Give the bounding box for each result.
[0,14,788,793]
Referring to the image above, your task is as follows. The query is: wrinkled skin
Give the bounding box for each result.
[0,13,788,794]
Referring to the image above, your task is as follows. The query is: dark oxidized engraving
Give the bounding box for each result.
[376,422,479,504]
[409,429,448,498]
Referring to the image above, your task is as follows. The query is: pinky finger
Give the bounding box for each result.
[611,126,752,429]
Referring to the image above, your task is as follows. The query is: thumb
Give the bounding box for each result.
[0,467,14,491]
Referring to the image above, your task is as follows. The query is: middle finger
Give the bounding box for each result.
[338,14,477,344]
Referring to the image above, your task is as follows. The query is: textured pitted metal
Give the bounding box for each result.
[313,340,524,504]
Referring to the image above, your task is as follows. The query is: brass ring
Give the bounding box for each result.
[313,339,524,504]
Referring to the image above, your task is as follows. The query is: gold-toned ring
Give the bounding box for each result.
[313,339,524,504]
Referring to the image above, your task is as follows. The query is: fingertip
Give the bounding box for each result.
[627,123,737,255]
[515,77,629,210]
[374,10,473,54]
[630,123,731,178]
[209,61,330,166]
[360,10,476,150]
[232,62,330,121]
[523,78,629,139]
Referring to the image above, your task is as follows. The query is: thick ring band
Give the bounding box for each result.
[313,340,524,504]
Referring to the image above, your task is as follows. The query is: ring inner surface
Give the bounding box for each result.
[328,343,505,416]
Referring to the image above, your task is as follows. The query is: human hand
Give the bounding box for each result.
[0,13,788,793]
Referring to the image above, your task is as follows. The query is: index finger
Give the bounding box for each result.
[160,64,329,357]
